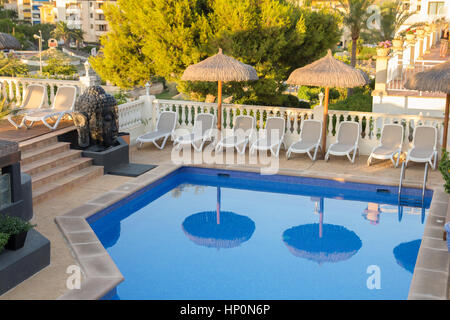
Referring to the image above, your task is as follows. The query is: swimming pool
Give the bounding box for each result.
[89,167,432,300]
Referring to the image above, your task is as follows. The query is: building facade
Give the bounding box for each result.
[16,0,115,43]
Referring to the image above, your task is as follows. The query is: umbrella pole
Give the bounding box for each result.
[443,94,450,154]
[217,80,223,131]
[321,87,329,158]
[216,186,221,225]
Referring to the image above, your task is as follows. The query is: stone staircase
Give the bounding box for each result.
[19,129,103,204]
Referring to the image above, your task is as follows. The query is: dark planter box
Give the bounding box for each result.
[0,229,50,295]
[5,231,27,251]
[82,137,129,174]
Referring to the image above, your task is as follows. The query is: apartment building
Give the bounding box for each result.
[403,0,449,24]
[15,0,115,42]
[17,0,52,24]
[53,0,115,42]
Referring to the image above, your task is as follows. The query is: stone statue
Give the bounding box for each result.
[72,86,119,150]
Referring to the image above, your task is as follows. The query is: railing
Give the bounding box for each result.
[117,98,146,131]
[387,54,399,84]
[386,59,446,92]
[0,76,82,107]
[145,98,448,154]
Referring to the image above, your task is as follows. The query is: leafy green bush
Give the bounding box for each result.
[439,150,450,193]
[42,58,77,76]
[0,232,8,253]
[329,91,372,112]
[0,53,28,77]
[297,86,341,105]
[0,215,35,236]
[114,90,129,105]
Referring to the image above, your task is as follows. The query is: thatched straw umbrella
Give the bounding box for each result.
[181,48,258,130]
[405,60,450,152]
[287,50,369,156]
[0,33,21,50]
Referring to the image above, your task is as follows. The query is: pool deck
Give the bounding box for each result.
[1,141,449,300]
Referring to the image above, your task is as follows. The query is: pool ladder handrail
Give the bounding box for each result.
[398,162,429,207]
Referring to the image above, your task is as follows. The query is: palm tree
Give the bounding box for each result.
[51,21,73,48]
[376,0,415,41]
[337,0,375,68]
[70,28,85,50]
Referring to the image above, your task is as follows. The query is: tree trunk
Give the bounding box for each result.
[348,37,358,96]
[351,38,357,68]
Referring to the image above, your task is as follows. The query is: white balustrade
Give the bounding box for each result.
[0,76,81,107]
[140,99,449,154]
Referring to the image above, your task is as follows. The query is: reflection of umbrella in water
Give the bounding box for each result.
[181,187,255,249]
[393,239,421,273]
[283,198,362,264]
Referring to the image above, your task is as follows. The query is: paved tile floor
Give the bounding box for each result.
[1,141,448,299]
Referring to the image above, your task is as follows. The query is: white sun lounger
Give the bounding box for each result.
[286,120,322,161]
[20,86,77,130]
[7,84,47,129]
[250,117,286,157]
[215,115,255,154]
[367,124,404,167]
[174,113,215,152]
[136,111,178,149]
[325,121,360,163]
[405,125,438,170]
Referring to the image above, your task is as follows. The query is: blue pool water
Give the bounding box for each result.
[90,167,432,300]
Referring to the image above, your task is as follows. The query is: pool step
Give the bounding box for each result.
[18,128,105,205]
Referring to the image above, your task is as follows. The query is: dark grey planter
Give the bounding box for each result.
[5,231,28,251]
[82,137,129,174]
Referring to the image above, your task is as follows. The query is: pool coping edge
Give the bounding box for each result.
[55,164,449,300]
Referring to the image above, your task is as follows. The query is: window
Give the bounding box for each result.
[90,13,93,18]
[90,24,93,29]
[428,2,444,15]
[98,24,107,31]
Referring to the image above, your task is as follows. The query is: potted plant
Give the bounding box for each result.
[405,29,415,41]
[0,215,36,251]
[392,37,404,49]
[376,40,392,57]
[416,28,425,37]
[0,232,8,254]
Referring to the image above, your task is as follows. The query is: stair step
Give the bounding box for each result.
[31,157,93,190]
[32,166,104,205]
[19,136,58,153]
[22,149,83,176]
[21,142,71,165]
[18,126,76,153]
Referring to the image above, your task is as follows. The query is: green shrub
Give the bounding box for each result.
[297,86,341,105]
[0,215,35,235]
[329,91,372,112]
[42,58,77,76]
[439,150,450,193]
[0,232,8,253]
[281,94,303,108]
[114,90,128,105]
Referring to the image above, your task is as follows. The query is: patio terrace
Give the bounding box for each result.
[0,135,448,300]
